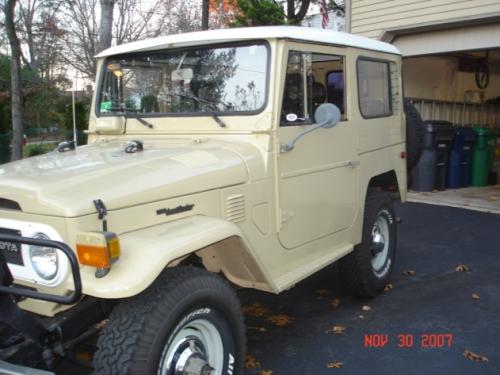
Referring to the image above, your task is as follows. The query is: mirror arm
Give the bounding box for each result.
[280,121,326,153]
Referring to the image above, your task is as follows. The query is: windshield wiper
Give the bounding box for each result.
[135,116,154,129]
[111,106,154,129]
[171,93,228,128]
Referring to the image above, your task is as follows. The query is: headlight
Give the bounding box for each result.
[29,233,58,280]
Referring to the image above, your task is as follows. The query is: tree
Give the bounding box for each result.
[202,0,209,29]
[328,0,345,16]
[98,0,114,53]
[17,0,65,79]
[286,0,310,25]
[4,0,24,161]
[231,0,286,26]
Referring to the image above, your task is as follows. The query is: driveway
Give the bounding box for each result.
[51,202,499,374]
[240,202,499,374]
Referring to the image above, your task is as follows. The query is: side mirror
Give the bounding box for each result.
[314,103,341,129]
[281,103,341,153]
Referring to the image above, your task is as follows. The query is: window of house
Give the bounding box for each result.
[281,51,345,126]
[357,58,392,118]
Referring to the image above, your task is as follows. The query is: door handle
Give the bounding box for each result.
[348,160,360,167]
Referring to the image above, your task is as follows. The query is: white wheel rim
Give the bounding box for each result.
[370,213,390,275]
[158,316,224,375]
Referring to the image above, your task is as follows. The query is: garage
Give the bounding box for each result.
[390,23,500,213]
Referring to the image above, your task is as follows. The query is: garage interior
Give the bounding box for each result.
[391,24,500,213]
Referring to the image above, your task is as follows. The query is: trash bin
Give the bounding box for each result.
[470,127,497,186]
[410,121,454,192]
[446,127,475,188]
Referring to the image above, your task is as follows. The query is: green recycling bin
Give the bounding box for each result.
[470,128,497,186]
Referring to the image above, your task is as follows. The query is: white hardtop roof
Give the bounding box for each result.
[96,26,401,58]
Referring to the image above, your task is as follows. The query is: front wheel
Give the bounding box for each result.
[93,267,245,375]
[340,189,397,297]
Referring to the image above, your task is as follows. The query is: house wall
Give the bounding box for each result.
[403,56,500,102]
[351,0,500,39]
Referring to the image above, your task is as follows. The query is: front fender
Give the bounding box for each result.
[79,215,252,298]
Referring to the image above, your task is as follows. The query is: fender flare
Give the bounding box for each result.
[78,215,268,298]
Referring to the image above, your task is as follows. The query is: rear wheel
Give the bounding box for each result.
[93,267,245,375]
[340,189,397,297]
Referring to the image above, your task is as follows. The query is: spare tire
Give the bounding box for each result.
[404,99,424,171]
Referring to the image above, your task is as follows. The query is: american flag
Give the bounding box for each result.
[320,0,329,29]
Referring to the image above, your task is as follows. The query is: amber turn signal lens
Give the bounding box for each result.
[76,231,121,269]
[76,244,111,268]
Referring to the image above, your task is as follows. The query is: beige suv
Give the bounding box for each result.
[0,26,406,375]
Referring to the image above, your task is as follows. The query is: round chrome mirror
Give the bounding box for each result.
[314,103,341,128]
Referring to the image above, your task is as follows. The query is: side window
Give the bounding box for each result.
[281,51,345,126]
[326,71,345,114]
[357,59,392,118]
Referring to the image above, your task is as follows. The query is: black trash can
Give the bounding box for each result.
[446,127,476,188]
[410,121,454,192]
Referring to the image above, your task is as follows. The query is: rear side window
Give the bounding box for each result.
[357,59,391,118]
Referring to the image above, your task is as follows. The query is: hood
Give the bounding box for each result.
[0,139,251,217]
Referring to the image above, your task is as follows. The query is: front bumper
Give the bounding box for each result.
[0,234,82,304]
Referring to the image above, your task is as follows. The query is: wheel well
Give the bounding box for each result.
[368,170,401,200]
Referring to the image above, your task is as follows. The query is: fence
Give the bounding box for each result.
[408,98,500,129]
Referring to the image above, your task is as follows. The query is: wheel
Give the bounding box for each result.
[340,189,397,297]
[93,267,245,375]
[404,98,424,172]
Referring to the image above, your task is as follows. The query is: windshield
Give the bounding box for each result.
[98,43,268,116]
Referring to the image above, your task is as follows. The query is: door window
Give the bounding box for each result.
[281,51,345,126]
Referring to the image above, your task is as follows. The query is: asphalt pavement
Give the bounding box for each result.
[52,202,500,374]
[240,202,500,375]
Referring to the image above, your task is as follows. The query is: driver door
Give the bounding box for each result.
[277,44,358,249]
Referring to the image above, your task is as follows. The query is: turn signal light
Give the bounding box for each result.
[76,232,121,269]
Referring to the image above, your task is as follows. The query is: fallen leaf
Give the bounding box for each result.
[316,289,330,299]
[260,371,273,375]
[489,196,497,201]
[74,349,93,362]
[242,303,270,317]
[327,325,346,335]
[384,283,393,291]
[326,362,343,368]
[267,314,295,327]
[455,264,469,272]
[463,349,489,362]
[402,270,416,276]
[472,293,480,300]
[331,298,340,308]
[362,305,371,311]
[245,354,261,369]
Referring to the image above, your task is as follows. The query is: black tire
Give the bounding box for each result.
[93,267,246,375]
[340,189,397,297]
[404,99,424,171]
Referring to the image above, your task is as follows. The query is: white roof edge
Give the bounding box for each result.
[95,26,401,58]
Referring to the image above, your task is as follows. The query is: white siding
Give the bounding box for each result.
[351,0,500,38]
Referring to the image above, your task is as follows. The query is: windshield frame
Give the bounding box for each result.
[94,40,271,119]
